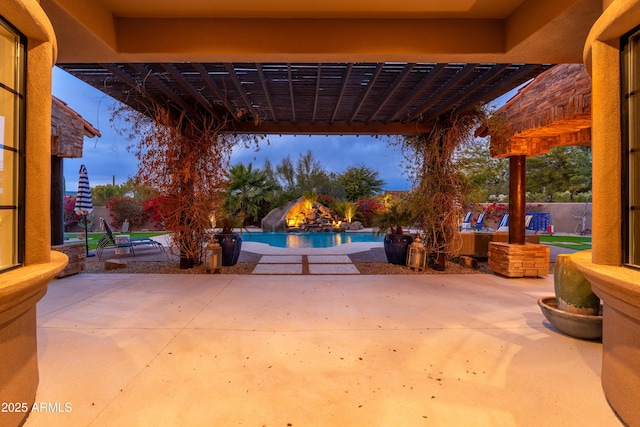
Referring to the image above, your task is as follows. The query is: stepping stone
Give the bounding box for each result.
[259,255,303,263]
[309,264,359,274]
[307,255,352,264]
[105,259,128,270]
[252,264,303,274]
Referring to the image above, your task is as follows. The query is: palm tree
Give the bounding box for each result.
[224,163,280,225]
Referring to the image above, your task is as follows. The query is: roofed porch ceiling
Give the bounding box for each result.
[42,0,600,135]
[42,0,601,63]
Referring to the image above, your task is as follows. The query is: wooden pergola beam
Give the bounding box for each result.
[407,64,476,122]
[224,62,261,121]
[386,63,446,123]
[349,63,383,123]
[161,63,222,121]
[222,120,433,135]
[256,63,277,122]
[366,64,415,123]
[331,64,353,123]
[129,63,199,117]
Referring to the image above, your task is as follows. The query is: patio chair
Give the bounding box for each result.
[474,213,486,231]
[96,218,164,259]
[460,212,473,231]
[496,213,534,232]
[497,214,509,232]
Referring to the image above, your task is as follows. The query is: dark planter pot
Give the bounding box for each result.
[215,233,243,266]
[383,233,414,265]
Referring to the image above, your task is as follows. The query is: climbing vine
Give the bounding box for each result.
[112,102,261,268]
[391,109,486,270]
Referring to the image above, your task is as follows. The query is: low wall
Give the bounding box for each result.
[67,206,159,232]
[477,203,592,234]
[460,232,540,258]
[51,242,86,277]
[68,203,593,235]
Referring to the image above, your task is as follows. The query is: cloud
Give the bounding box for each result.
[54,67,138,190]
[230,135,412,190]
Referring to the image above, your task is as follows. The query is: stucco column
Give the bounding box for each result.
[25,39,54,264]
[591,39,622,265]
[508,155,526,244]
[0,4,68,427]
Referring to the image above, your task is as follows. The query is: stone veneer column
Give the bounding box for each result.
[488,242,550,278]
[488,141,550,277]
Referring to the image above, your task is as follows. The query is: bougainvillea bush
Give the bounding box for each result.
[106,196,149,231]
[143,196,164,230]
[482,201,509,224]
[63,195,79,229]
[316,193,335,208]
[355,197,384,226]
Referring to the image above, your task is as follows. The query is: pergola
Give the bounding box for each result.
[57,62,550,135]
[44,0,601,139]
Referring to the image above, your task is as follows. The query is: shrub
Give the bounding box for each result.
[63,195,79,228]
[482,201,509,224]
[333,200,356,222]
[355,197,384,226]
[316,193,334,208]
[143,196,164,230]
[107,196,149,231]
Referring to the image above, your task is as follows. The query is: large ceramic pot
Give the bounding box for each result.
[554,253,600,315]
[383,233,414,265]
[215,233,243,266]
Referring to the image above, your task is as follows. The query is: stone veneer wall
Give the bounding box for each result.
[487,242,550,278]
[51,243,86,278]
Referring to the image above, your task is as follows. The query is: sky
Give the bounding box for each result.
[53,66,516,193]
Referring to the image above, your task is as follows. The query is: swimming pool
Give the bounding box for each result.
[240,232,385,248]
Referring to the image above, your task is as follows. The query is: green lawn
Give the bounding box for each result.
[65,232,167,250]
[539,235,592,251]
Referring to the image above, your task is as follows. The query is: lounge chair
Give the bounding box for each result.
[525,214,533,228]
[461,212,473,231]
[497,214,509,232]
[496,213,534,232]
[474,213,486,231]
[96,217,164,259]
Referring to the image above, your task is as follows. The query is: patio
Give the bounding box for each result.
[26,269,621,426]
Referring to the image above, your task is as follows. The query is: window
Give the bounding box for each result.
[0,17,25,272]
[623,26,640,268]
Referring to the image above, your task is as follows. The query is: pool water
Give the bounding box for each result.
[240,232,384,248]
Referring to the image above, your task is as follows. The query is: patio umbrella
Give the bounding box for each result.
[74,164,94,257]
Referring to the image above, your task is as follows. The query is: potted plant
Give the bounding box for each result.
[214,210,244,266]
[374,201,414,265]
[537,252,602,339]
[554,253,600,315]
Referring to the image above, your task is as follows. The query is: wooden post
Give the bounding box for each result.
[50,156,65,245]
[509,155,526,244]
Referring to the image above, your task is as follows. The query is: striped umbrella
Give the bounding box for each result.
[74,165,94,256]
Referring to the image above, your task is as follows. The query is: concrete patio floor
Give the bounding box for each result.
[25,270,622,426]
